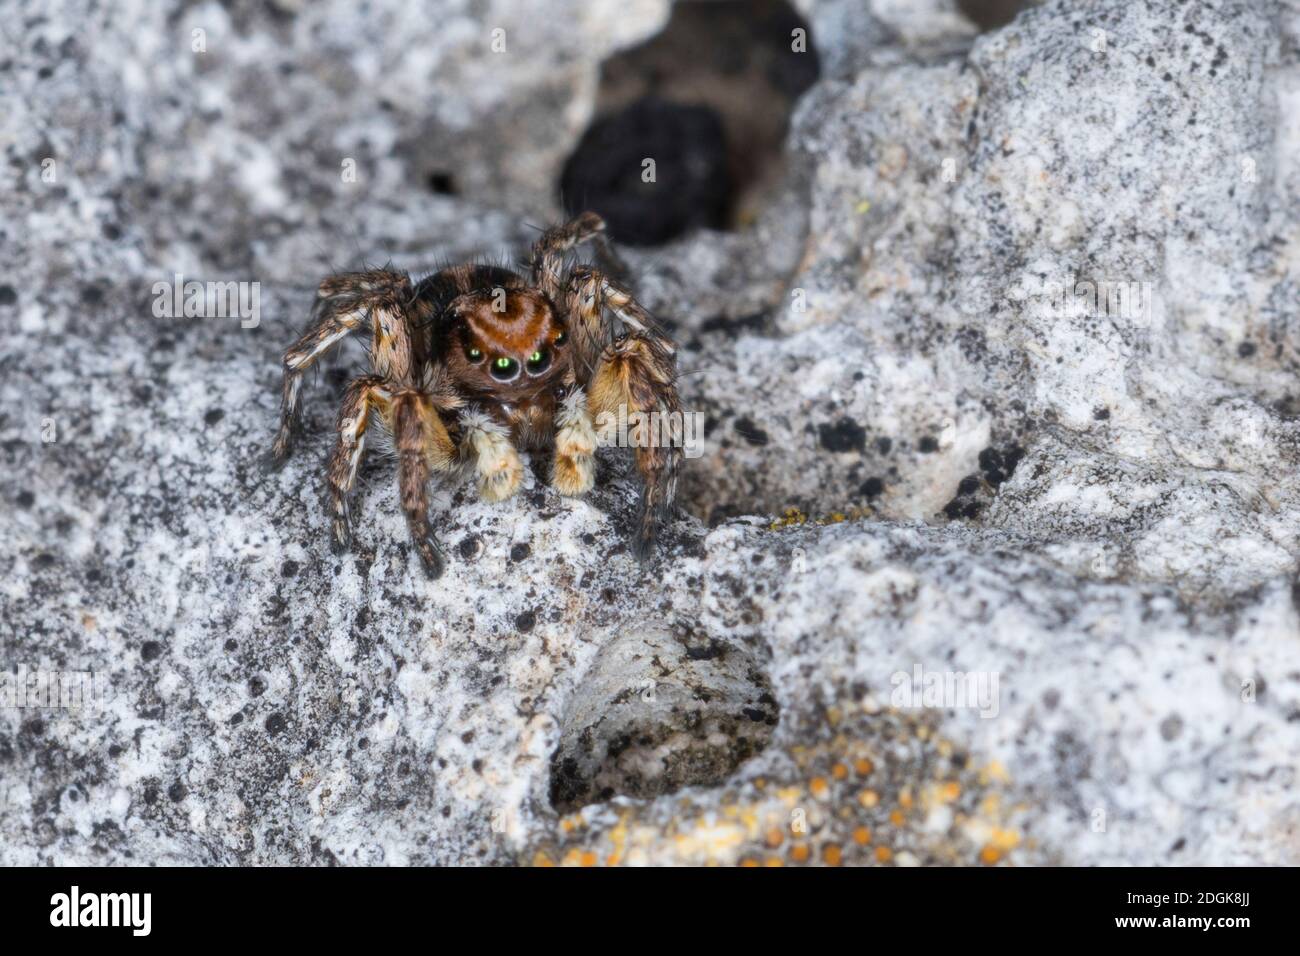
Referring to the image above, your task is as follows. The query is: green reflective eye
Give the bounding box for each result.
[529,351,543,363]
[469,348,481,359]
[489,356,519,381]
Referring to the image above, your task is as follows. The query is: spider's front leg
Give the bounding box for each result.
[269,268,412,468]
[528,211,609,303]
[325,375,391,553]
[566,269,683,557]
[392,389,457,578]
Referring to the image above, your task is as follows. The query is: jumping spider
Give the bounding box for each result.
[268,212,682,577]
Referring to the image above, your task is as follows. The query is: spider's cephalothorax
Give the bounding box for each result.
[268,213,682,577]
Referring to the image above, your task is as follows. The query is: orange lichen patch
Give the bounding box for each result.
[769,507,808,530]
[979,760,1010,785]
[988,827,1021,851]
[533,852,555,867]
[81,613,97,631]
[579,851,598,867]
[530,708,1039,868]
[775,786,804,805]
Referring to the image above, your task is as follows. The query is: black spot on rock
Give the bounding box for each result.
[918,435,939,453]
[167,781,187,802]
[0,285,16,306]
[16,490,34,509]
[509,542,531,562]
[204,408,224,425]
[859,476,884,498]
[140,641,162,661]
[818,418,866,453]
[515,610,536,632]
[733,417,769,446]
[280,559,300,578]
[265,713,287,735]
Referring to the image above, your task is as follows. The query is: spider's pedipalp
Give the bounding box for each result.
[325,375,392,553]
[552,386,597,496]
[269,268,413,468]
[459,408,524,503]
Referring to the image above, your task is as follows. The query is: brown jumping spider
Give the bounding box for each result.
[268,212,682,577]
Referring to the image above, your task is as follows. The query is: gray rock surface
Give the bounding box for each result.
[3,0,1300,865]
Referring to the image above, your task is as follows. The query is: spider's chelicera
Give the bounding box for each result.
[268,212,683,577]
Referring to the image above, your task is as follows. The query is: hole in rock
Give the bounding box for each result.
[549,627,778,814]
[426,171,457,195]
[559,0,820,246]
[957,0,1038,32]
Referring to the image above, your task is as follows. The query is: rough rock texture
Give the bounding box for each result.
[4,0,1300,866]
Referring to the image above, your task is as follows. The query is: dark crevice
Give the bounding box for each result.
[957,0,1039,32]
[559,0,820,246]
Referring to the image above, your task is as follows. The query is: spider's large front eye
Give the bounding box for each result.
[489,356,519,381]
[465,346,484,363]
[526,348,551,375]
[553,330,567,346]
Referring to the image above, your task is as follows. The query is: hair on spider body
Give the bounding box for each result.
[268,212,683,577]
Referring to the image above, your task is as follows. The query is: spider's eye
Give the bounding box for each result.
[526,348,551,375]
[553,330,567,346]
[489,356,519,381]
[465,346,484,363]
